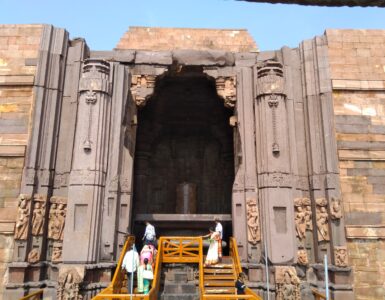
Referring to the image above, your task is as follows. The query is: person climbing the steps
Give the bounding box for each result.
[143,221,156,246]
[202,227,221,266]
[214,217,223,262]
[121,244,140,294]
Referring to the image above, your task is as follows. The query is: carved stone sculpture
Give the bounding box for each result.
[14,194,31,240]
[246,198,261,244]
[215,76,236,108]
[330,197,342,220]
[58,269,83,300]
[335,246,348,267]
[294,197,312,240]
[130,75,156,107]
[276,266,301,300]
[48,197,67,241]
[27,248,40,264]
[316,198,330,242]
[294,198,306,240]
[52,242,63,263]
[32,194,47,236]
[297,249,309,266]
[256,60,286,154]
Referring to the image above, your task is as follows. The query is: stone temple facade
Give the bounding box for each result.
[0,25,385,299]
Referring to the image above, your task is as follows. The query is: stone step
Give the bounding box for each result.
[204,280,235,287]
[165,270,189,282]
[204,274,236,280]
[204,287,237,294]
[163,283,197,294]
[161,294,199,300]
[204,268,233,274]
[203,263,233,269]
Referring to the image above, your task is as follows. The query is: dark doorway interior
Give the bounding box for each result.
[132,70,234,240]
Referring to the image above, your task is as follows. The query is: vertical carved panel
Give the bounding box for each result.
[14,194,32,240]
[316,198,330,242]
[48,196,67,241]
[31,194,47,236]
[275,266,301,300]
[246,198,261,244]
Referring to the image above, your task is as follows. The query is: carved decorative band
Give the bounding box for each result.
[258,173,292,188]
[256,60,285,97]
[79,59,110,94]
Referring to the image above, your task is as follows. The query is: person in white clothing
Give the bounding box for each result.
[121,244,140,294]
[143,221,156,246]
[214,218,223,262]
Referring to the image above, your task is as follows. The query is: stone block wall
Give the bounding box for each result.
[327,29,385,300]
[0,24,43,297]
[116,26,258,52]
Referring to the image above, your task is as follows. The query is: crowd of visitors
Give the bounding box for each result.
[121,218,247,295]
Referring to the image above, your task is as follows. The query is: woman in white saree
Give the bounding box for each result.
[203,228,221,266]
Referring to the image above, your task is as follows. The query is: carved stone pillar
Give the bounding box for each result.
[63,59,111,262]
[255,60,296,264]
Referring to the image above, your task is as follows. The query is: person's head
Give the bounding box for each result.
[214,217,220,224]
[209,227,215,233]
[144,258,148,265]
[238,272,246,281]
[145,221,150,226]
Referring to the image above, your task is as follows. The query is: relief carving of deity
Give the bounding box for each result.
[316,198,330,242]
[32,195,47,236]
[14,194,31,240]
[334,246,348,267]
[330,197,342,220]
[48,197,67,241]
[58,269,83,300]
[294,198,312,241]
[246,198,261,244]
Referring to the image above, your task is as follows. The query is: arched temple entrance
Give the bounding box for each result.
[132,70,234,239]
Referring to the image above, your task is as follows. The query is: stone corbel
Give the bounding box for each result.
[130,75,156,107]
[215,76,236,108]
[256,60,286,155]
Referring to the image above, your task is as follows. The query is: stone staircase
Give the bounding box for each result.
[161,264,199,300]
[202,256,237,295]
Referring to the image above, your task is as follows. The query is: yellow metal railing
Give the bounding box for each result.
[161,236,202,263]
[19,290,43,300]
[312,288,327,300]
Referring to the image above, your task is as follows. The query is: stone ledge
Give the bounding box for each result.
[332,79,385,90]
[0,145,26,157]
[346,225,385,239]
[0,75,34,86]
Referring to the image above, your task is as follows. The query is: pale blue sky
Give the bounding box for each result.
[1,0,384,51]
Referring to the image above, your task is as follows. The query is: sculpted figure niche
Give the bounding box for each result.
[294,198,312,240]
[334,246,348,267]
[330,197,342,220]
[275,266,301,300]
[246,198,261,244]
[48,197,67,241]
[297,249,309,266]
[14,194,31,240]
[316,198,330,241]
[32,194,47,236]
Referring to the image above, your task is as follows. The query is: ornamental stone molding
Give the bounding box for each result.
[215,76,236,108]
[258,172,292,188]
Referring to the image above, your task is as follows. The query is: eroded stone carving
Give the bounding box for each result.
[297,249,309,266]
[316,198,330,242]
[330,197,342,220]
[52,242,63,263]
[334,246,348,267]
[14,194,31,240]
[27,248,40,264]
[256,60,285,154]
[276,266,301,300]
[131,75,156,107]
[215,76,236,108]
[48,197,67,241]
[294,198,312,240]
[246,198,260,244]
[58,268,83,300]
[32,194,47,236]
